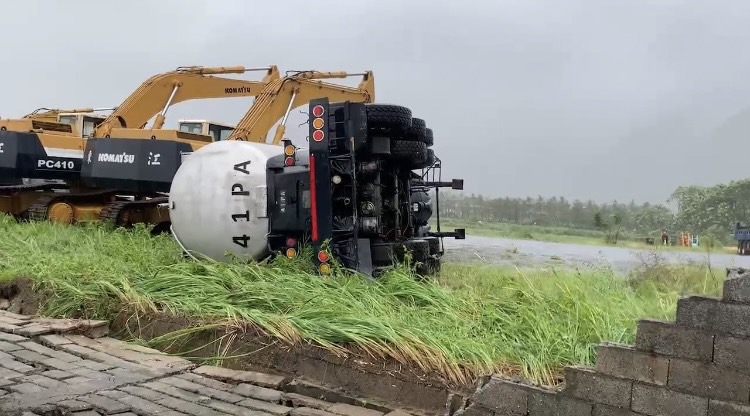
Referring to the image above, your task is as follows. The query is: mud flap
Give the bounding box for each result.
[357,238,375,279]
[81,138,193,193]
[0,131,82,181]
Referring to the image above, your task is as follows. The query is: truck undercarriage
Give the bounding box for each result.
[263,99,464,277]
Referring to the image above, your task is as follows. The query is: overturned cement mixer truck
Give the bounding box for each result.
[167,98,465,277]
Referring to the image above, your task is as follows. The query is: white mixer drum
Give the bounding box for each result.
[169,140,283,262]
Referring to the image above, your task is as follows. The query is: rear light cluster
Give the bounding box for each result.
[309,103,327,243]
[282,139,296,167]
[285,237,297,258]
[307,99,336,275]
[311,105,325,142]
[317,250,331,274]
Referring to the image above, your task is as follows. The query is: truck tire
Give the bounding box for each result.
[423,236,441,255]
[400,239,429,262]
[413,149,435,169]
[407,117,427,141]
[415,257,441,278]
[424,128,434,147]
[391,140,427,166]
[371,242,396,265]
[366,104,412,131]
[429,257,442,274]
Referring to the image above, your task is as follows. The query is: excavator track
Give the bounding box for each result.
[99,197,170,228]
[0,183,69,220]
[25,190,121,223]
[27,195,57,221]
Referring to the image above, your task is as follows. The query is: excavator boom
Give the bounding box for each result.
[94,65,280,136]
[22,108,113,119]
[228,70,374,144]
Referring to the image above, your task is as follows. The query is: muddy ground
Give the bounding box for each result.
[443,235,750,274]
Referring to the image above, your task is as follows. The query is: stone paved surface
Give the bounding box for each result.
[0,311,413,416]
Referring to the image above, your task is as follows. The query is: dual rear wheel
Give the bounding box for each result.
[365,104,436,170]
[364,104,442,278]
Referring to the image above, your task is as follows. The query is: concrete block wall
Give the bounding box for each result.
[450,268,750,416]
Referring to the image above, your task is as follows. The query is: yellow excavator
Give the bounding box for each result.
[0,107,113,138]
[84,69,375,148]
[0,65,280,221]
[65,69,376,230]
[92,65,280,139]
[0,107,112,188]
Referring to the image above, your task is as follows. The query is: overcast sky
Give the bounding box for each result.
[2,0,750,204]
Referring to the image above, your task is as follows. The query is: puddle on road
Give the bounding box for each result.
[443,235,750,275]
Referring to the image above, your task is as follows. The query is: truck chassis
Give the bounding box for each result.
[264,99,464,277]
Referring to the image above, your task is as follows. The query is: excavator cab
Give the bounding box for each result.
[177,119,235,142]
[57,113,108,138]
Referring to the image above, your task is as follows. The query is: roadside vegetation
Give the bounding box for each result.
[435,178,750,252]
[437,218,735,253]
[0,216,722,386]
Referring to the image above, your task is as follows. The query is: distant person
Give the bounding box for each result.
[661,228,669,245]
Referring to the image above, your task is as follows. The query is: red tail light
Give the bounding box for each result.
[312,105,325,117]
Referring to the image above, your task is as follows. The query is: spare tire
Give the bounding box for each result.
[407,117,427,141]
[410,189,432,226]
[413,149,435,169]
[366,104,412,131]
[391,140,427,166]
[424,128,434,147]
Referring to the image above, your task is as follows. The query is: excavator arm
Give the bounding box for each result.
[94,65,281,137]
[22,108,112,120]
[228,70,374,144]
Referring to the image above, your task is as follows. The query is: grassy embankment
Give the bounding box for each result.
[437,218,736,253]
[0,216,722,386]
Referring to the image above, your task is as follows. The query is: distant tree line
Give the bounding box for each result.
[669,178,750,241]
[434,177,750,243]
[435,192,673,235]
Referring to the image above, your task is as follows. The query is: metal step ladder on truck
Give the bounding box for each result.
[167,98,465,277]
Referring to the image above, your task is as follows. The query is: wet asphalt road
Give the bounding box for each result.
[442,235,750,275]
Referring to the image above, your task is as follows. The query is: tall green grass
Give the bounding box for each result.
[0,216,722,386]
